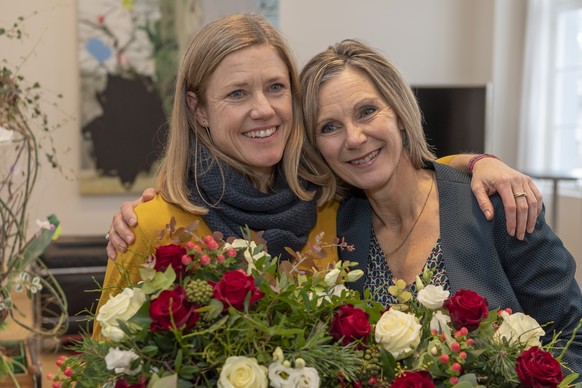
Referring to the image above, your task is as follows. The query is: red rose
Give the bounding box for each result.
[391,371,435,387]
[516,346,563,388]
[154,244,188,276]
[330,305,371,346]
[114,377,148,388]
[212,270,264,310]
[443,289,489,331]
[149,286,200,332]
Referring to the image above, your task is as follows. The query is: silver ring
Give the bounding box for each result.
[105,233,110,241]
[513,192,527,198]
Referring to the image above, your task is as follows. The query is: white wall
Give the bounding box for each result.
[2,0,581,282]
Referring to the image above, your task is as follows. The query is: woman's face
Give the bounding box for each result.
[195,44,293,178]
[315,67,404,191]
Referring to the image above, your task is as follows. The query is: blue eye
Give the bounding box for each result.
[320,122,340,134]
[228,90,243,99]
[360,106,377,117]
[270,83,283,92]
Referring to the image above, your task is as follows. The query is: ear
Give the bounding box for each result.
[186,91,208,127]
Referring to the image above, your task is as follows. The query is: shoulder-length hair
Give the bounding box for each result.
[300,39,436,201]
[156,13,330,213]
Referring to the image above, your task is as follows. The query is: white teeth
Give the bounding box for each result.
[351,149,379,165]
[244,127,276,138]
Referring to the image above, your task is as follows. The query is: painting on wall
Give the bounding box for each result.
[78,0,280,195]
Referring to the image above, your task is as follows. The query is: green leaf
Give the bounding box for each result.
[141,266,176,294]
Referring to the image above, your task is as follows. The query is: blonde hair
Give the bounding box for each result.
[156,13,330,213]
[300,39,436,202]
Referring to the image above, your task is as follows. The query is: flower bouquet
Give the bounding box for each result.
[50,219,580,387]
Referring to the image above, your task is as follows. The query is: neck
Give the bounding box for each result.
[367,165,432,229]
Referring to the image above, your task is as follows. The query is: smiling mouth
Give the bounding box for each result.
[243,127,277,138]
[350,149,380,165]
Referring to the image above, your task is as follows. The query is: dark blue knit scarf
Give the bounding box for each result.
[188,145,317,260]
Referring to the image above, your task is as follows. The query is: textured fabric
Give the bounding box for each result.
[337,162,582,376]
[94,195,340,339]
[188,146,317,260]
[364,232,448,306]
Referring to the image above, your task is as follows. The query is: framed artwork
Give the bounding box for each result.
[78,0,280,195]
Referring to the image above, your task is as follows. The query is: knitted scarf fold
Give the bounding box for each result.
[188,145,317,260]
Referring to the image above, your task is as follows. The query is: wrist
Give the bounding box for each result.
[468,154,499,174]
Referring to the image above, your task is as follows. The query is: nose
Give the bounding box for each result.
[345,121,367,148]
[250,92,275,119]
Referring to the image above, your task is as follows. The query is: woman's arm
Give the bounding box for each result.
[440,154,542,240]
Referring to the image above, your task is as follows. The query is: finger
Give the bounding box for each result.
[113,209,135,245]
[496,185,518,237]
[524,185,540,234]
[121,199,141,227]
[514,193,529,240]
[528,180,543,217]
[106,240,117,260]
[108,223,129,253]
[472,182,494,221]
[142,187,157,202]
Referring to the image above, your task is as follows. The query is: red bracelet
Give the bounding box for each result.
[468,154,499,174]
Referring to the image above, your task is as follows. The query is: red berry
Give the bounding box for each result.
[227,248,237,257]
[451,362,462,373]
[449,377,459,384]
[450,341,460,352]
[64,367,73,377]
[440,354,450,364]
[459,351,467,360]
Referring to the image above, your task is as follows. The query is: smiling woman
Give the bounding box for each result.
[187,44,293,183]
[92,13,341,338]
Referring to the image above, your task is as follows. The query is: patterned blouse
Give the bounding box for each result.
[364,228,450,307]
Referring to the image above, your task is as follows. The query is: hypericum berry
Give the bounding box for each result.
[466,338,474,346]
[451,362,462,373]
[52,381,62,388]
[440,354,450,364]
[449,377,459,385]
[185,241,195,250]
[182,254,192,266]
[185,279,213,305]
[64,367,73,377]
[459,351,467,360]
[450,341,461,353]
[204,236,219,250]
[200,255,211,265]
[216,254,225,263]
[227,248,237,258]
[431,328,438,335]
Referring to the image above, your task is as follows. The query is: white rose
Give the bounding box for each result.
[218,356,268,388]
[225,239,270,274]
[417,285,450,310]
[494,311,545,348]
[104,347,142,375]
[97,288,146,340]
[375,309,421,360]
[429,310,452,336]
